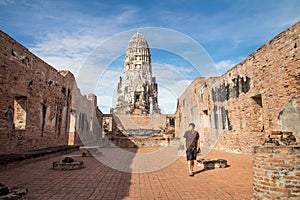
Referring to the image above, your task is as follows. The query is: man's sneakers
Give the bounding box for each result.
[189,171,194,177]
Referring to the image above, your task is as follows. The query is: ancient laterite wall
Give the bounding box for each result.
[253,146,300,199]
[175,22,300,155]
[0,30,102,154]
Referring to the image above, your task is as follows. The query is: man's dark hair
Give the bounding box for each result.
[189,123,195,128]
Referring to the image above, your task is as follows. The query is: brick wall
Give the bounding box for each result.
[175,22,300,155]
[0,30,103,154]
[253,145,300,199]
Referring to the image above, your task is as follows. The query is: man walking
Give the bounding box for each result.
[183,123,200,176]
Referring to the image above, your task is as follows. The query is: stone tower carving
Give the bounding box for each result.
[115,32,160,114]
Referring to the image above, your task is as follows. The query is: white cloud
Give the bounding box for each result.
[214,57,246,74]
[153,63,193,74]
[95,68,122,110]
[30,31,104,76]
[157,79,192,114]
[153,63,193,113]
[214,59,237,73]
[153,63,194,91]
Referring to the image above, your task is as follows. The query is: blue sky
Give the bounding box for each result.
[1,0,299,113]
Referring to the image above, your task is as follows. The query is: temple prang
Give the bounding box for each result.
[115,32,160,115]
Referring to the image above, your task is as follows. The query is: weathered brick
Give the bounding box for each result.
[291,160,300,164]
[262,165,276,170]
[271,175,280,179]
[266,158,284,163]
[280,149,290,154]
[255,160,266,165]
[283,175,299,179]
[273,163,292,167]
[269,188,290,193]
[255,154,269,158]
[286,155,295,159]
[290,194,300,198]
[291,189,300,193]
[285,184,296,188]
[261,181,277,187]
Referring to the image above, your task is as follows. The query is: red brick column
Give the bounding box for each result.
[253,146,300,199]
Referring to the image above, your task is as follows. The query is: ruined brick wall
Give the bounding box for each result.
[0,30,102,154]
[253,145,300,199]
[115,114,169,130]
[70,92,103,146]
[175,22,300,155]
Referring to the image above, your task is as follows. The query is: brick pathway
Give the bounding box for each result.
[0,148,253,200]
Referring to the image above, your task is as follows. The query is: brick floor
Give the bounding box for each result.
[0,148,253,200]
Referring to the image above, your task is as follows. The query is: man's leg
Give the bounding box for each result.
[190,160,194,172]
[188,160,191,172]
[188,160,194,176]
[187,149,194,176]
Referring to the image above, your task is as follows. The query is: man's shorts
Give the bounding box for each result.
[186,148,197,161]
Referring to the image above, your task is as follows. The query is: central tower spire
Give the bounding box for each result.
[115,32,160,114]
[124,32,151,74]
